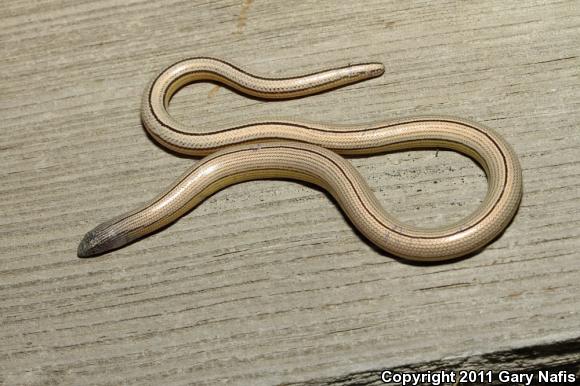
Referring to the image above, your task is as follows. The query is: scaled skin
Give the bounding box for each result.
[79,58,522,260]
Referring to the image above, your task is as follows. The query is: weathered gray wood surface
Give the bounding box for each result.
[1,1,579,385]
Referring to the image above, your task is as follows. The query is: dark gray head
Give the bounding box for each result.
[77,223,130,258]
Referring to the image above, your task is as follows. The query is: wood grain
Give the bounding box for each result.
[1,0,579,385]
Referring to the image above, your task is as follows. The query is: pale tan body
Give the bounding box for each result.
[78,58,522,260]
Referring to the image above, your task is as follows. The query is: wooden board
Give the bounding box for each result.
[1,0,579,385]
